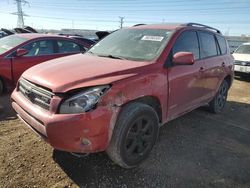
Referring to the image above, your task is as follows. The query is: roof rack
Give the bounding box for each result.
[133,24,146,27]
[185,23,221,34]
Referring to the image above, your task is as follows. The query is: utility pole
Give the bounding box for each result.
[119,16,124,29]
[12,0,29,28]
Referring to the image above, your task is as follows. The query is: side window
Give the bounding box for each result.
[22,40,54,56]
[172,31,200,60]
[199,32,218,58]
[56,40,81,54]
[216,35,227,55]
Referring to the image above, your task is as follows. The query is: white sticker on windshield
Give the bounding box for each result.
[141,36,164,42]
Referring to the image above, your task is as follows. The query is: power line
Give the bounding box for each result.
[30,1,250,8]
[28,4,250,12]
[1,11,250,25]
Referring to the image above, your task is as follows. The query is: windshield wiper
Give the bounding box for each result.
[97,54,126,60]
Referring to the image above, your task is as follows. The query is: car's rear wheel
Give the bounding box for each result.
[107,102,159,168]
[209,80,229,113]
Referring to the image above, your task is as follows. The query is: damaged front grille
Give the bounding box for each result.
[18,78,54,110]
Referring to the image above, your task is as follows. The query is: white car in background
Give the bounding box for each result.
[233,43,250,76]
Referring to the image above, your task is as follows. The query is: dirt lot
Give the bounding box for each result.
[0,77,250,188]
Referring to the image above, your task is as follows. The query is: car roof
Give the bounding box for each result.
[16,33,69,40]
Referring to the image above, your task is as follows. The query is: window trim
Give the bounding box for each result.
[214,35,221,55]
[196,31,201,60]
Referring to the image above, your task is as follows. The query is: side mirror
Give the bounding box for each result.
[173,52,194,65]
[16,48,28,57]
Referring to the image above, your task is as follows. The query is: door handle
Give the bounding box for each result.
[199,67,205,72]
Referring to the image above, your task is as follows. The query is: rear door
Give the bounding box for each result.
[167,30,206,120]
[198,31,225,99]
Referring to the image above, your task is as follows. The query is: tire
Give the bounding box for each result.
[0,79,4,95]
[106,102,159,168]
[209,80,229,113]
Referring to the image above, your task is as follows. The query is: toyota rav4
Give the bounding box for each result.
[11,23,234,168]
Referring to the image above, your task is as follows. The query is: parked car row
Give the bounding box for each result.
[10,23,234,168]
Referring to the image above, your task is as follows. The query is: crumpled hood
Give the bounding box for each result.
[22,54,150,92]
[233,53,250,62]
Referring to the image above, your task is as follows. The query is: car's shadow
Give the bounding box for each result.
[0,94,17,121]
[53,101,250,187]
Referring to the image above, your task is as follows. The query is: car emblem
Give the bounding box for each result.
[23,88,35,100]
[24,89,31,95]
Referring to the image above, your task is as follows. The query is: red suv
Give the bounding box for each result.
[0,34,87,94]
[11,23,234,168]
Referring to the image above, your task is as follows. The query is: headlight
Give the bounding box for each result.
[59,85,110,114]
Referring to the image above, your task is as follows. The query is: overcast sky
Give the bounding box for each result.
[0,0,250,36]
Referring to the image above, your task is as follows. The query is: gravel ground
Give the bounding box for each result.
[0,77,250,188]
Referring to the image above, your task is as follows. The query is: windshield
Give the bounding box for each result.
[0,35,28,54]
[235,44,250,54]
[88,29,173,61]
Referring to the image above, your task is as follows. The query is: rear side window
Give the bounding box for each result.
[172,31,200,60]
[216,35,227,54]
[57,40,81,54]
[199,32,218,58]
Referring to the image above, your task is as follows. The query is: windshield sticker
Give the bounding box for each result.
[141,36,164,42]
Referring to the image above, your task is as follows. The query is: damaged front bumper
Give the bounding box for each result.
[11,89,120,153]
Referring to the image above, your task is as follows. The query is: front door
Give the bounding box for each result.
[167,30,207,120]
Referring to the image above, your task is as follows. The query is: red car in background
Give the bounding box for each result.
[0,34,87,94]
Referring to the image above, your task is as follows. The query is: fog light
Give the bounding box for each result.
[81,138,91,146]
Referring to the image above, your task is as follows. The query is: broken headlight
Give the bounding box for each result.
[59,85,110,114]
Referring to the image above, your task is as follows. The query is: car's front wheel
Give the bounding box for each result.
[107,102,159,168]
[209,80,229,113]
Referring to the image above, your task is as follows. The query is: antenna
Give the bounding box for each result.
[12,0,29,28]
